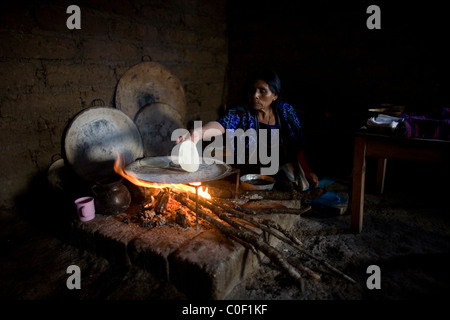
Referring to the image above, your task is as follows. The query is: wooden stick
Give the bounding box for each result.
[238,189,302,200]
[285,256,320,281]
[192,196,322,281]
[193,194,355,284]
[211,196,311,215]
[154,188,170,214]
[173,193,310,287]
[227,234,258,254]
[207,196,305,246]
[289,242,357,284]
[241,206,312,215]
[231,208,355,283]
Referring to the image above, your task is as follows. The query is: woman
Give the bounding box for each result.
[176,68,319,191]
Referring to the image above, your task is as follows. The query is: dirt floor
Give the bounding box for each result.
[1,160,449,314]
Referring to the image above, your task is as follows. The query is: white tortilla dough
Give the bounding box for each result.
[178,140,200,172]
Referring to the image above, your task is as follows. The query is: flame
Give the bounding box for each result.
[114,154,211,199]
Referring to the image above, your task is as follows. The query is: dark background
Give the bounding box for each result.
[227,0,448,177]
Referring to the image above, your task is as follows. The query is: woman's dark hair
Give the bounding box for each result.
[245,68,282,108]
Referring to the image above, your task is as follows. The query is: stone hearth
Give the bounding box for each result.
[68,182,303,299]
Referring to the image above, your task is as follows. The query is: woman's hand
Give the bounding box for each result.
[306,172,319,189]
[175,131,193,145]
[175,121,225,145]
[296,150,319,188]
[175,128,203,144]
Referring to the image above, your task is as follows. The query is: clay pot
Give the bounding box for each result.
[91,177,131,216]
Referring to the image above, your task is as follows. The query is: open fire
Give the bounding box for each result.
[114,153,210,229]
[113,153,211,199]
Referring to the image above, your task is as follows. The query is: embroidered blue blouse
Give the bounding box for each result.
[216,101,305,166]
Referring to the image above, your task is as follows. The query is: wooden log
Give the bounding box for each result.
[175,211,188,228]
[207,196,304,246]
[173,193,317,287]
[289,241,357,284]
[154,188,170,214]
[210,196,311,215]
[204,180,303,200]
[242,199,301,209]
[228,207,355,283]
[238,189,302,200]
[193,194,355,284]
[241,206,312,216]
[227,234,258,254]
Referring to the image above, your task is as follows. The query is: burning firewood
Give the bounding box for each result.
[131,190,171,228]
[207,197,305,247]
[182,193,321,280]
[123,184,355,286]
[175,210,188,228]
[173,192,313,288]
[154,188,171,214]
[177,191,356,285]
[142,209,156,221]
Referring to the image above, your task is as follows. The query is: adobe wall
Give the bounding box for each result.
[0,0,228,208]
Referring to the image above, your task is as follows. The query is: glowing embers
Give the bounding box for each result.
[122,186,210,230]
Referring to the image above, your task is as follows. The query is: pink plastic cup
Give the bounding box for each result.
[74,196,95,222]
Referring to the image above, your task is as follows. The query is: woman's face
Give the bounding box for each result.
[248,79,278,111]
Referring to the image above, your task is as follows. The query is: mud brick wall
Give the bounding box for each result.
[0,0,227,208]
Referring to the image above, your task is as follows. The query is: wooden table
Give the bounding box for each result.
[350,130,450,233]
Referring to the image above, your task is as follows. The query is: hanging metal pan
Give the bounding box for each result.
[115,61,186,122]
[134,102,184,157]
[63,106,144,182]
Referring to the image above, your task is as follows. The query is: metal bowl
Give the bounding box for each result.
[239,174,275,190]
